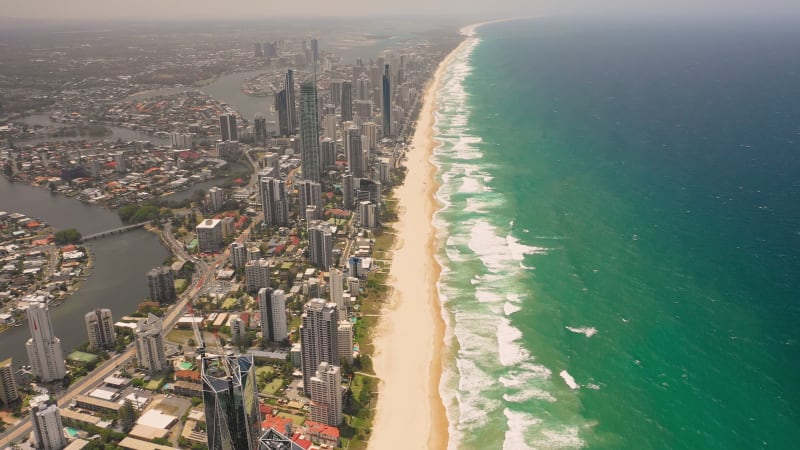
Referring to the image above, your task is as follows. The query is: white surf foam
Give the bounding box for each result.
[560,370,580,390]
[504,302,522,315]
[503,408,539,450]
[498,317,530,366]
[565,326,598,338]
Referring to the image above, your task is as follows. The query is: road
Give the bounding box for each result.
[0,154,262,447]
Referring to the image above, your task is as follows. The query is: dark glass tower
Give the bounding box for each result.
[382,64,391,136]
[202,354,261,450]
[341,81,353,122]
[300,79,321,182]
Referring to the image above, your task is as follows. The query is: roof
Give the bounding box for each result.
[305,420,340,438]
[118,437,174,450]
[175,370,201,382]
[130,423,170,440]
[136,409,178,429]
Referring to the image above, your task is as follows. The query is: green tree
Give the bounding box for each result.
[117,399,138,433]
[54,228,82,245]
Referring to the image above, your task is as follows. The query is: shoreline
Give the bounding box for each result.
[369,23,481,450]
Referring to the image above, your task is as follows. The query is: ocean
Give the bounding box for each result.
[433,18,800,449]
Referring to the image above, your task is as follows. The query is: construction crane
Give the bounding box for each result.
[186,302,205,358]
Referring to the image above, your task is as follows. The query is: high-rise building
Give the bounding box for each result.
[0,358,19,406]
[258,287,287,344]
[356,76,370,102]
[85,308,115,350]
[114,151,126,173]
[361,122,378,152]
[320,138,336,170]
[134,313,167,374]
[25,303,66,383]
[285,69,297,134]
[202,355,261,450]
[300,299,339,396]
[310,38,319,67]
[230,242,247,269]
[259,176,289,227]
[230,316,246,346]
[337,321,353,365]
[346,126,364,178]
[329,80,342,106]
[254,115,268,143]
[298,180,323,221]
[147,266,176,303]
[359,201,378,229]
[30,394,66,450]
[196,219,223,253]
[245,259,271,293]
[309,362,342,426]
[342,172,354,210]
[357,178,381,206]
[300,79,321,182]
[246,245,261,262]
[208,187,224,212]
[219,114,238,142]
[341,81,353,122]
[329,269,344,311]
[382,64,392,136]
[309,225,333,271]
[322,114,337,141]
[348,257,363,280]
[275,90,289,137]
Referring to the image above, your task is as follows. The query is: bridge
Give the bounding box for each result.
[80,221,152,242]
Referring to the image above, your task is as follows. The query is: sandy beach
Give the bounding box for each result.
[369,25,479,450]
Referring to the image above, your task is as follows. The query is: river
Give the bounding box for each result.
[14,113,170,147]
[0,175,168,368]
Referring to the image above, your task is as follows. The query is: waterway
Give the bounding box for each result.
[0,175,168,368]
[14,113,170,147]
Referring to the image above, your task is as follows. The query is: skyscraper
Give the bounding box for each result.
[329,269,344,311]
[219,114,238,142]
[300,79,321,182]
[30,394,66,450]
[147,266,176,303]
[341,81,353,123]
[258,287,287,345]
[329,80,342,106]
[85,308,116,350]
[196,218,223,253]
[309,225,333,271]
[202,354,261,450]
[298,180,323,221]
[275,90,289,137]
[382,64,392,136]
[342,172,354,210]
[134,313,167,374]
[25,303,66,383]
[300,299,339,396]
[230,242,247,269]
[285,69,297,134]
[309,362,342,426]
[259,175,289,227]
[346,126,364,178]
[254,115,267,143]
[337,321,353,365]
[245,259,271,293]
[0,358,19,406]
[310,38,319,68]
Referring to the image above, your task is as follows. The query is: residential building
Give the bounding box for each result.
[229,242,247,269]
[85,308,116,350]
[202,354,261,450]
[298,180,323,221]
[346,126,364,178]
[329,268,344,311]
[219,114,238,142]
[382,64,392,136]
[300,299,339,396]
[25,303,66,383]
[0,358,19,406]
[245,259,271,293]
[30,394,66,450]
[337,320,353,365]
[147,267,175,303]
[230,316,246,346]
[342,172,354,210]
[299,79,321,182]
[134,314,167,374]
[258,288,287,344]
[341,81,353,122]
[196,219,223,253]
[208,187,224,212]
[259,176,289,228]
[309,225,332,271]
[309,362,342,426]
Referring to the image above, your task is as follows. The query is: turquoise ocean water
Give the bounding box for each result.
[433,19,800,449]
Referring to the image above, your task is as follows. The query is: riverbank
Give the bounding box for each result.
[369,28,468,450]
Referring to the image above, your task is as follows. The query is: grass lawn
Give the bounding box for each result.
[276,412,305,426]
[256,366,274,377]
[145,376,164,391]
[174,279,187,292]
[67,351,98,364]
[261,378,284,395]
[221,297,239,309]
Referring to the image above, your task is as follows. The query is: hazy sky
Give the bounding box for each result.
[2,0,800,21]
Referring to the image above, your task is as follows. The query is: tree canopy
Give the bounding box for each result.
[54,228,82,245]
